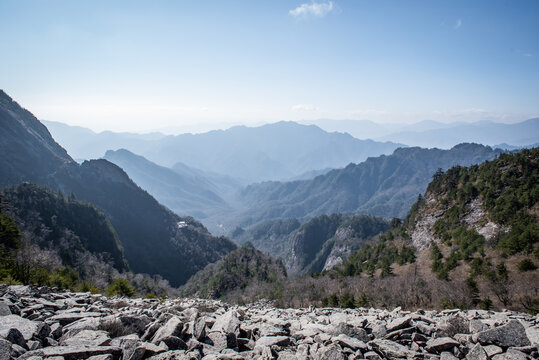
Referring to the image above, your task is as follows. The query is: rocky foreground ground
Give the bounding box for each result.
[0,285,537,360]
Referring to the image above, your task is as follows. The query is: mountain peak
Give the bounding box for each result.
[0,89,13,102]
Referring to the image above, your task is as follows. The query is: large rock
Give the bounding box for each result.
[475,320,531,348]
[18,345,122,360]
[210,310,241,336]
[0,302,12,316]
[0,339,11,360]
[332,334,367,351]
[151,317,183,345]
[312,344,346,360]
[60,330,111,347]
[0,315,49,341]
[369,339,418,358]
[492,349,529,360]
[386,316,412,332]
[425,337,460,353]
[255,336,291,348]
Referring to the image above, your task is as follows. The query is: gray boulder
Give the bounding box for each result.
[152,317,183,345]
[475,320,531,348]
[60,329,111,347]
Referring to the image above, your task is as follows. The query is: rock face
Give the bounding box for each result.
[0,285,538,359]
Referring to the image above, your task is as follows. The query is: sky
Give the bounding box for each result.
[1,0,538,133]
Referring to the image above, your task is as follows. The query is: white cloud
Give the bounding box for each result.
[291,104,318,112]
[289,1,334,18]
[455,19,462,29]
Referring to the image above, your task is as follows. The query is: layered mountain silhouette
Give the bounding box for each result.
[0,90,236,286]
[45,120,403,182]
[305,118,539,149]
[375,118,539,149]
[104,149,234,219]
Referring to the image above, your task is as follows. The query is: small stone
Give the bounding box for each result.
[483,345,503,357]
[363,351,382,360]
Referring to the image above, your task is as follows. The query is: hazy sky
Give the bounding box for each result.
[1,0,538,132]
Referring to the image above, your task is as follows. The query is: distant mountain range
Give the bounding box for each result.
[304,118,539,149]
[96,142,503,236]
[44,120,403,182]
[376,118,539,149]
[237,144,503,227]
[0,90,236,286]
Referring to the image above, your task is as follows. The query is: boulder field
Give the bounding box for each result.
[0,285,537,359]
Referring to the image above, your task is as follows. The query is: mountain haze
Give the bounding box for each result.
[104,149,230,219]
[377,118,539,149]
[45,120,403,182]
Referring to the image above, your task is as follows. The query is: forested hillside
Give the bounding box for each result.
[190,149,538,313]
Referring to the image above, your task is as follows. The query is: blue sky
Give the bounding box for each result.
[1,0,538,132]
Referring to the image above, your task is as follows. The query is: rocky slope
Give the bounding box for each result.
[0,285,538,359]
[231,215,389,277]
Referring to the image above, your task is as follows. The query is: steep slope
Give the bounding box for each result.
[104,149,229,219]
[0,92,73,186]
[286,214,389,276]
[231,214,388,276]
[0,90,236,286]
[330,148,538,309]
[239,144,502,225]
[1,183,128,273]
[179,245,287,300]
[45,120,403,182]
[192,149,537,311]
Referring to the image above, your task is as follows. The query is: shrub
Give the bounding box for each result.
[480,297,493,311]
[106,278,137,297]
[517,258,537,272]
[78,281,100,294]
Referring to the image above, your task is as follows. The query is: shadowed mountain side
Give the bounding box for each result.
[0,90,237,286]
